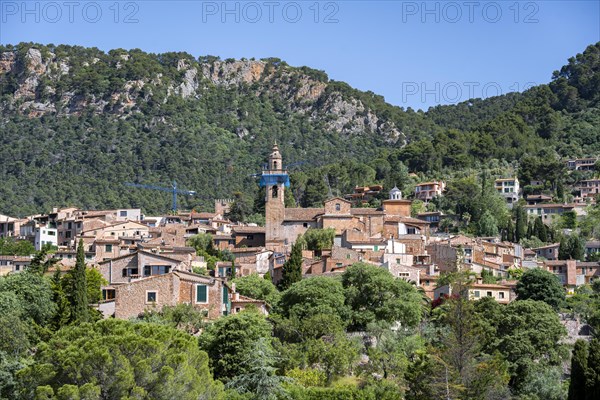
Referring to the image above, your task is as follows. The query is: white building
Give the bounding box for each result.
[495,178,520,208]
[34,226,58,250]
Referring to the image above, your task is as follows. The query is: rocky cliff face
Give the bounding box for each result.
[0,44,405,145]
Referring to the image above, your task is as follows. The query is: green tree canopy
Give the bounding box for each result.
[278,276,348,321]
[232,273,280,306]
[17,319,223,399]
[341,263,423,330]
[279,239,303,291]
[515,268,565,309]
[199,309,272,380]
[300,228,335,252]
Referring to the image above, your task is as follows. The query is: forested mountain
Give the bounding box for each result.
[0,42,599,216]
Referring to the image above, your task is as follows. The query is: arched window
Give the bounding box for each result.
[335,203,341,211]
[272,185,278,198]
[273,161,278,170]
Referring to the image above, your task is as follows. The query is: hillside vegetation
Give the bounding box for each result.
[0,42,599,216]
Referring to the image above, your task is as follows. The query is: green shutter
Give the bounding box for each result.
[223,286,229,304]
[196,284,207,303]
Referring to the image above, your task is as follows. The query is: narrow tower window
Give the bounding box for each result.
[273,161,278,170]
[272,185,278,198]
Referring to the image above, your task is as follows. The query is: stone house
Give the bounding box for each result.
[434,281,512,304]
[543,260,600,292]
[414,181,446,201]
[533,243,560,261]
[0,215,23,238]
[113,270,267,320]
[98,249,200,300]
[232,226,266,248]
[578,179,600,201]
[0,255,31,275]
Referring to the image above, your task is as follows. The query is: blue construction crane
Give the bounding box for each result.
[124,181,196,213]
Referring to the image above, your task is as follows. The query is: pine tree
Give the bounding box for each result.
[27,244,58,275]
[568,340,588,400]
[279,238,303,290]
[71,238,89,323]
[226,337,290,399]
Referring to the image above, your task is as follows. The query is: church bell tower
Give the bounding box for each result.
[260,144,289,253]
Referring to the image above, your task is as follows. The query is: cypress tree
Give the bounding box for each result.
[559,237,570,260]
[231,260,236,279]
[568,340,588,400]
[568,235,584,261]
[71,238,89,323]
[279,239,303,290]
[587,339,600,400]
[515,206,527,243]
[50,267,71,330]
[527,220,534,239]
[534,217,548,242]
[506,218,515,243]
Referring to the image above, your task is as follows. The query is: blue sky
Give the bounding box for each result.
[1,0,599,109]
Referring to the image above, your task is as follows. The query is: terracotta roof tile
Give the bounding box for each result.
[284,208,324,221]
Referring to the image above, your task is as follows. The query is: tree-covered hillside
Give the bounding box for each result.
[0,42,599,216]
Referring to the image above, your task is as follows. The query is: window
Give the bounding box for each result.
[396,258,401,264]
[105,244,113,252]
[474,290,480,298]
[146,291,157,303]
[196,284,208,304]
[303,223,308,228]
[347,254,351,259]
[487,291,493,297]
[48,230,56,236]
[271,185,278,198]
[143,265,170,276]
[122,267,139,277]
[499,292,505,299]
[335,203,341,211]
[102,289,116,300]
[65,231,72,238]
[120,210,127,217]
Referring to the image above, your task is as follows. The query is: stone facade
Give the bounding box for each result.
[98,250,193,286]
[114,271,229,320]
